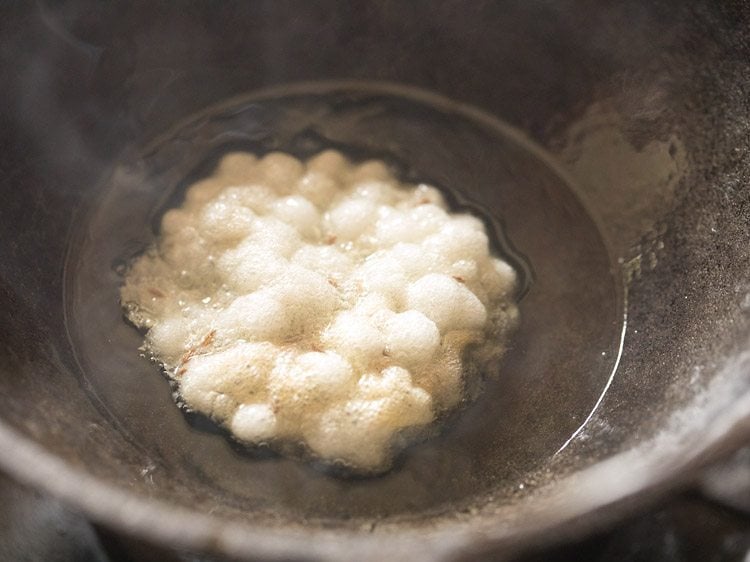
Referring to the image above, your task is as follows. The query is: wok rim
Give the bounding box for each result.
[0,397,748,561]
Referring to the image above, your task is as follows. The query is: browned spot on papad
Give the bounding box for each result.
[199,330,216,348]
[177,329,217,373]
[148,287,166,298]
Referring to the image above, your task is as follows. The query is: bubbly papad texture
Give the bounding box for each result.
[121,150,519,472]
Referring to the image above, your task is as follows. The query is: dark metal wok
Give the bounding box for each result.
[0,2,749,560]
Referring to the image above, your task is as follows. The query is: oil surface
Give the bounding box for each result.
[64,82,623,521]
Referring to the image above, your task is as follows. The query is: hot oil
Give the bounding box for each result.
[64,82,624,518]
